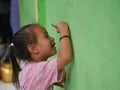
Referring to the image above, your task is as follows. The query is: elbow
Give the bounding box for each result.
[63,55,72,63]
[67,55,72,61]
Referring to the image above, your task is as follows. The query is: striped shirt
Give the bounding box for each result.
[19,58,62,90]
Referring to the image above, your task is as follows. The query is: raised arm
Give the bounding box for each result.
[53,21,72,71]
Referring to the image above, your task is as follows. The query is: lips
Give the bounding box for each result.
[52,42,56,47]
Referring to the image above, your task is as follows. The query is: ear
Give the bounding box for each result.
[27,44,39,54]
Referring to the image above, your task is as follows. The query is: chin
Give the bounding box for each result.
[53,50,57,55]
[51,50,57,56]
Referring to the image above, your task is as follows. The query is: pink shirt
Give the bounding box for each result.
[20,58,62,90]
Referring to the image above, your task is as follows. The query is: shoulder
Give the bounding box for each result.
[22,58,58,71]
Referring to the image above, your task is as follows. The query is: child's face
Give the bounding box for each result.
[33,25,56,61]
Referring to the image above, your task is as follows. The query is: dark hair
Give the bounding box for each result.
[10,24,39,89]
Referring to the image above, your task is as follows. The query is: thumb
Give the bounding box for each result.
[51,24,60,33]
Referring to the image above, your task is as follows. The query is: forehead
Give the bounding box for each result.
[34,25,47,35]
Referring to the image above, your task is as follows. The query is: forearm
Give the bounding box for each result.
[53,21,73,71]
[59,32,72,64]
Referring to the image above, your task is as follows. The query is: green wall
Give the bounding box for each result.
[20,0,120,90]
[19,0,36,26]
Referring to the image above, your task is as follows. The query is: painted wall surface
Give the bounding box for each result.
[19,0,36,26]
[20,0,120,90]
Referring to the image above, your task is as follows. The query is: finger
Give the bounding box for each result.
[58,84,64,88]
[51,24,60,33]
[54,83,64,88]
[51,24,57,29]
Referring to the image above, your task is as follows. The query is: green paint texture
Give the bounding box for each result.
[20,0,120,90]
[19,0,36,26]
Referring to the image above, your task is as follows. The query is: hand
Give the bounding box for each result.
[52,21,69,36]
[54,69,66,88]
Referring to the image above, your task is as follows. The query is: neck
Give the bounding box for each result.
[30,54,48,62]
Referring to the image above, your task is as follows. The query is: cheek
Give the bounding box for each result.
[44,45,56,54]
[41,44,51,52]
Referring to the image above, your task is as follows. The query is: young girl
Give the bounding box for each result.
[9,21,72,90]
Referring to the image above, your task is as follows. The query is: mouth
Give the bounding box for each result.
[52,42,56,47]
